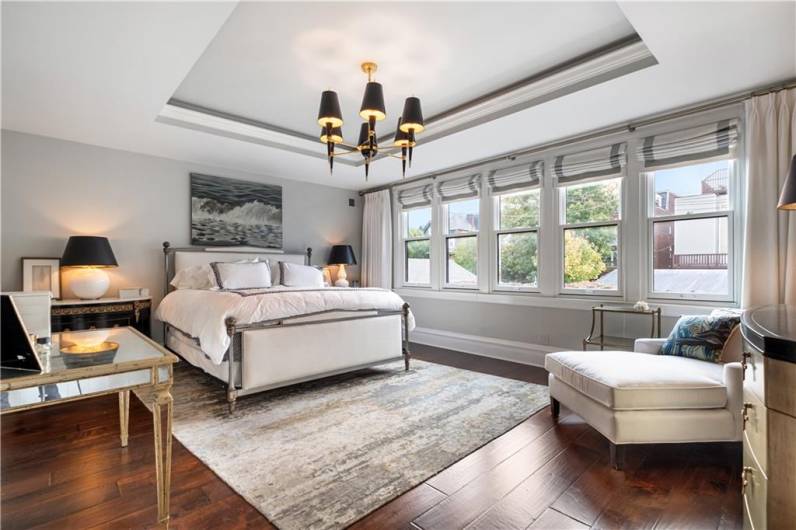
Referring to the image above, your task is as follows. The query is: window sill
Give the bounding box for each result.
[394,287,737,317]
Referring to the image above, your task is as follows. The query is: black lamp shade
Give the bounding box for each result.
[357,123,378,154]
[61,236,118,267]
[399,96,424,133]
[393,117,415,148]
[317,90,343,128]
[320,126,343,144]
[778,154,796,210]
[328,245,357,266]
[359,82,386,121]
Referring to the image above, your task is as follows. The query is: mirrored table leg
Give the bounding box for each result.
[118,390,130,448]
[150,389,173,523]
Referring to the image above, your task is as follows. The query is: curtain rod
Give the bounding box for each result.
[359,77,796,196]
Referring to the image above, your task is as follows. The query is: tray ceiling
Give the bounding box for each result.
[172,2,639,142]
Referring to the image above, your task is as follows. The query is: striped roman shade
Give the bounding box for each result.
[554,143,627,185]
[437,174,481,202]
[638,119,739,168]
[488,161,543,193]
[396,183,433,209]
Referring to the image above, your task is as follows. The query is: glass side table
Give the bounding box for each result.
[0,327,178,524]
[583,304,662,351]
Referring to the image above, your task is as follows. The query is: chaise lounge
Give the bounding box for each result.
[545,328,743,469]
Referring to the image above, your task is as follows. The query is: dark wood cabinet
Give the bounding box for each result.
[51,298,151,337]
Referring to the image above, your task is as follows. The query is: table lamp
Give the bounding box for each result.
[778,154,796,210]
[61,236,118,299]
[328,245,356,287]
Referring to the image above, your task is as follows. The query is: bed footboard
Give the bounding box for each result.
[222,308,410,413]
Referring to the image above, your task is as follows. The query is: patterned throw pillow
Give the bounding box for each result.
[660,314,741,363]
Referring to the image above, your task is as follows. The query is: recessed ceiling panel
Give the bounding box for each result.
[173,2,637,142]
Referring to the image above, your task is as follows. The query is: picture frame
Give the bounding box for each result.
[190,173,283,249]
[21,257,61,299]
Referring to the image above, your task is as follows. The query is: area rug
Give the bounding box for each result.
[169,359,549,530]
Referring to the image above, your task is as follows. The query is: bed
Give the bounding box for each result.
[156,242,414,412]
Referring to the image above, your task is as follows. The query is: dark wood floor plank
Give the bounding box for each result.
[467,440,601,530]
[591,444,694,530]
[653,443,741,530]
[413,415,588,530]
[349,483,447,530]
[426,408,563,495]
[527,508,590,530]
[551,449,647,525]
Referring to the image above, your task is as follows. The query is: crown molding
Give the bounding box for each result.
[156,35,656,169]
[156,101,360,166]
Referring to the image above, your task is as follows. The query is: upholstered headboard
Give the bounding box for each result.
[162,242,311,294]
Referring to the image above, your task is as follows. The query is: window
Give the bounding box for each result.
[560,178,622,291]
[495,189,540,288]
[402,207,432,285]
[445,198,479,287]
[647,159,733,298]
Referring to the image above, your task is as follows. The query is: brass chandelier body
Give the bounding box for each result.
[316,62,425,180]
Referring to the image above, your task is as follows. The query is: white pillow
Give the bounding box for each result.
[279,262,324,288]
[170,265,218,290]
[211,261,272,290]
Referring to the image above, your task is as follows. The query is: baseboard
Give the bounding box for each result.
[410,327,562,367]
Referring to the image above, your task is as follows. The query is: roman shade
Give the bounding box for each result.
[437,174,481,202]
[637,119,739,169]
[554,143,627,185]
[396,183,433,209]
[488,160,543,193]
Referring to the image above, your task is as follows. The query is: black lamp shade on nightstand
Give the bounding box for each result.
[328,245,357,266]
[61,236,118,267]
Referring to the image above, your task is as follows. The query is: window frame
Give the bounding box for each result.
[557,177,624,296]
[400,205,433,288]
[643,157,737,303]
[491,187,542,293]
[391,106,744,310]
[442,196,480,290]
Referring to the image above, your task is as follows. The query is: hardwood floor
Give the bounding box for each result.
[1,344,742,529]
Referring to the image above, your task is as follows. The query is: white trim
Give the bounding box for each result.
[156,103,347,163]
[411,326,558,367]
[396,287,733,317]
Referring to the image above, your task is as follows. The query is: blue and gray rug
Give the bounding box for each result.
[170,359,549,530]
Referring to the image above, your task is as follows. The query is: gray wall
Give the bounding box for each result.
[404,295,678,351]
[1,130,362,309]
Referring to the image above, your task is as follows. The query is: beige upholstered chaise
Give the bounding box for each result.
[545,327,743,469]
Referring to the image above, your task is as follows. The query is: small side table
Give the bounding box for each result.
[1,327,177,523]
[583,304,662,351]
[51,297,151,337]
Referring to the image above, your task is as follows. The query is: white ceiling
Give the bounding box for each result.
[173,2,636,140]
[3,2,795,191]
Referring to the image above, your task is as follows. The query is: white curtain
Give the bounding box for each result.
[361,189,393,288]
[742,87,796,307]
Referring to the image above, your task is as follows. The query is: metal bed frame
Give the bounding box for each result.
[161,242,411,412]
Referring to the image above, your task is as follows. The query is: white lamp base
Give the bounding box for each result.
[69,268,110,299]
[334,264,349,287]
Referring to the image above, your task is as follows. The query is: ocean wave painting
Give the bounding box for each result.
[190,173,283,249]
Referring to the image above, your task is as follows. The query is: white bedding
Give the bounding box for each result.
[155,286,415,365]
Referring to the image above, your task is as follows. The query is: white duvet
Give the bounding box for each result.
[155,286,415,365]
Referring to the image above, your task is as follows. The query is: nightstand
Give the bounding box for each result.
[51,297,151,337]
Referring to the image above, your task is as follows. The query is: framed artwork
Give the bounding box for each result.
[22,257,61,299]
[190,173,283,249]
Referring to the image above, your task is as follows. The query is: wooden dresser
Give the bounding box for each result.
[740,305,796,530]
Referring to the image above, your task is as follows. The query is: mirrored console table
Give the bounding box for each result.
[0,327,178,524]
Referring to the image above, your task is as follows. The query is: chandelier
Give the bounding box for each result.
[316,62,425,180]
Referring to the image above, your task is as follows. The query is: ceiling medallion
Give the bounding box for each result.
[316,62,424,180]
